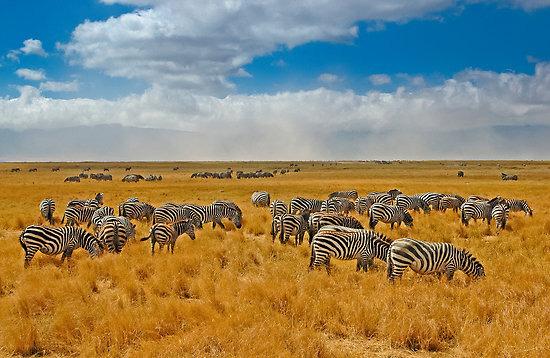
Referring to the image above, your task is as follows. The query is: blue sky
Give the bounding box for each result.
[1,1,550,160]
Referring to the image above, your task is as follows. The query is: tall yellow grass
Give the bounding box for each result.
[0,161,549,356]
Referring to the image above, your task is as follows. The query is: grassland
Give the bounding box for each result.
[0,160,548,357]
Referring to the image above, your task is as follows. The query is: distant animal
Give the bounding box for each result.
[501,173,518,181]
[28,168,38,172]
[251,191,271,207]
[387,238,485,281]
[368,203,413,229]
[328,190,358,201]
[64,176,81,182]
[173,167,179,171]
[122,174,144,182]
[395,194,431,214]
[309,228,391,274]
[503,198,532,216]
[269,200,288,218]
[10,168,20,172]
[51,167,60,172]
[492,203,510,230]
[125,167,132,171]
[140,220,196,255]
[39,199,56,225]
[289,197,323,214]
[78,173,89,179]
[103,168,110,172]
[19,225,103,268]
[271,213,309,245]
[460,197,503,226]
[83,167,91,172]
[457,171,464,177]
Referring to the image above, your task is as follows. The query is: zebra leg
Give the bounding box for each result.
[324,257,331,275]
[23,247,39,268]
[61,247,75,265]
[390,222,394,230]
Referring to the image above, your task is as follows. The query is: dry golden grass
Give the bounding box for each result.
[0,161,549,357]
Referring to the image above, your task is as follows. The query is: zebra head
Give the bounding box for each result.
[522,201,533,216]
[458,249,485,279]
[95,193,104,205]
[419,199,431,214]
[403,211,414,227]
[230,209,242,229]
[81,230,103,258]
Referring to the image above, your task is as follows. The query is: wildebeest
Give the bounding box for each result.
[122,174,144,182]
[457,171,464,177]
[83,167,91,172]
[501,173,518,181]
[103,168,110,172]
[125,167,132,171]
[173,167,179,171]
[28,168,38,172]
[145,175,163,181]
[52,167,60,172]
[90,173,112,181]
[10,168,20,172]
[79,173,89,179]
[64,176,81,182]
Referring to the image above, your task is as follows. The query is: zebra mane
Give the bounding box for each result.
[371,230,392,244]
[460,248,479,263]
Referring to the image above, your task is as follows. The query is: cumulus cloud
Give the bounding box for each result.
[15,68,46,81]
[7,39,47,61]
[369,74,391,85]
[1,63,550,159]
[39,80,79,92]
[318,73,341,84]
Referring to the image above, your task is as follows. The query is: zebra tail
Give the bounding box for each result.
[279,222,285,243]
[113,222,120,253]
[308,243,316,270]
[386,249,393,280]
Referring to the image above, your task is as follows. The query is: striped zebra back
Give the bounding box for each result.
[98,216,128,253]
[251,191,270,207]
[269,200,288,218]
[39,199,56,224]
[504,198,532,216]
[491,203,510,229]
[290,197,323,214]
[328,190,358,200]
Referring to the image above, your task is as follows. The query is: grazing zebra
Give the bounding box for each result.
[67,193,104,209]
[98,216,130,254]
[62,206,98,227]
[271,213,309,245]
[39,199,56,225]
[328,190,359,201]
[395,194,431,214]
[251,191,271,207]
[289,197,324,214]
[269,200,288,218]
[89,206,115,233]
[185,201,242,230]
[438,196,465,213]
[140,220,196,255]
[492,203,510,230]
[369,203,413,229]
[355,194,393,215]
[307,212,363,241]
[19,225,103,268]
[412,193,444,210]
[321,197,355,215]
[460,197,502,226]
[504,198,533,216]
[386,238,485,281]
[501,173,518,181]
[153,205,203,228]
[309,228,391,274]
[118,197,140,215]
[120,201,155,222]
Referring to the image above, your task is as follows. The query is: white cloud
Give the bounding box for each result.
[15,68,46,81]
[234,68,252,78]
[318,73,341,84]
[7,50,20,62]
[20,39,47,57]
[39,80,79,92]
[369,74,391,85]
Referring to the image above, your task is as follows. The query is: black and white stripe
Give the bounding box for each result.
[269,200,288,218]
[328,190,358,200]
[251,191,271,207]
[19,225,102,268]
[185,201,242,229]
[309,228,391,274]
[412,193,443,210]
[395,194,431,214]
[153,204,203,228]
[386,238,485,281]
[504,198,532,216]
[98,216,132,254]
[321,197,355,215]
[271,213,309,245]
[289,197,323,214]
[140,220,196,255]
[67,193,104,209]
[39,199,56,225]
[307,212,363,241]
[355,194,393,215]
[438,195,465,213]
[90,206,115,233]
[460,197,502,226]
[492,203,510,230]
[120,201,155,222]
[368,203,413,229]
[62,206,98,226]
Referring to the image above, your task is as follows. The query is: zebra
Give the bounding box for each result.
[98,216,130,254]
[386,238,485,282]
[289,197,323,214]
[328,190,358,201]
[355,194,393,215]
[271,213,309,245]
[62,206,98,227]
[368,203,413,229]
[492,203,510,230]
[19,225,103,268]
[251,191,270,207]
[153,205,203,228]
[67,193,104,209]
[269,200,288,218]
[120,201,155,222]
[140,220,196,255]
[39,199,56,225]
[117,197,140,215]
[307,212,363,241]
[321,197,355,215]
[395,194,431,214]
[460,197,502,226]
[89,206,115,233]
[467,195,490,202]
[412,193,444,210]
[501,173,518,181]
[503,198,533,216]
[438,196,465,213]
[184,201,242,230]
[309,228,392,274]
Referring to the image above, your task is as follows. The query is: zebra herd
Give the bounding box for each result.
[23,193,242,267]
[251,188,531,281]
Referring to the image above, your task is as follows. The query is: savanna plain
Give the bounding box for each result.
[0,161,548,357]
